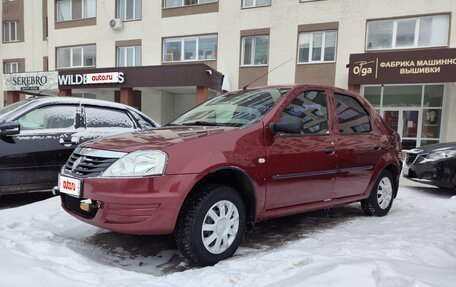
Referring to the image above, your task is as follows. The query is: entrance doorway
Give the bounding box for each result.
[383,109,420,150]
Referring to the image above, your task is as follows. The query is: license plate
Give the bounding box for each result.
[59,175,82,198]
[402,165,410,176]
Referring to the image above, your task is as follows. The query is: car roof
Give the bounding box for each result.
[24,96,132,110]
[234,84,361,97]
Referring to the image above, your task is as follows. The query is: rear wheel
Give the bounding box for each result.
[361,170,395,216]
[175,184,246,266]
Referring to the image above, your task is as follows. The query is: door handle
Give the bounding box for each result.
[373,144,381,150]
[324,147,335,154]
[59,137,79,146]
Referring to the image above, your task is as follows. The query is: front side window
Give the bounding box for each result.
[334,93,371,135]
[3,21,19,42]
[16,105,77,130]
[56,0,96,22]
[84,106,134,128]
[298,30,337,63]
[57,45,96,68]
[241,35,269,66]
[281,90,329,135]
[170,88,289,127]
[117,46,141,67]
[366,14,449,50]
[242,0,270,8]
[117,0,141,21]
[163,0,217,8]
[3,61,19,74]
[163,35,217,62]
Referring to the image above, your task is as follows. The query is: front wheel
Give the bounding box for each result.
[361,170,395,216]
[174,184,246,266]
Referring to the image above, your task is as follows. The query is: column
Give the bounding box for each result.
[196,86,209,104]
[59,89,72,97]
[5,91,20,105]
[119,87,134,106]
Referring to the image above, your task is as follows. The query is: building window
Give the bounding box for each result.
[56,0,96,22]
[298,30,337,64]
[57,45,96,68]
[3,61,20,74]
[117,0,141,21]
[242,0,270,8]
[163,35,217,62]
[363,84,444,149]
[366,14,449,50]
[3,21,19,42]
[117,46,141,67]
[241,35,269,66]
[163,0,217,8]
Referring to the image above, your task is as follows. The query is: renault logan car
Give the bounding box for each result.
[56,85,402,266]
[0,96,157,196]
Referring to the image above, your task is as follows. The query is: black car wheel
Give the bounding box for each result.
[175,184,246,266]
[361,170,395,217]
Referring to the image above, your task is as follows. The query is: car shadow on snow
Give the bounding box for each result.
[405,184,456,198]
[72,204,364,276]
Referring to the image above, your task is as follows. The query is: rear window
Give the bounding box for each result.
[334,93,371,134]
[84,106,134,128]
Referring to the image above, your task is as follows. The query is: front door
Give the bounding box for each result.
[265,90,336,210]
[384,109,419,150]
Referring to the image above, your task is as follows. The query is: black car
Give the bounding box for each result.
[0,96,158,195]
[403,142,456,189]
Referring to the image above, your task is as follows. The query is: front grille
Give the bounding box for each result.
[62,194,98,219]
[64,153,117,178]
[406,153,418,165]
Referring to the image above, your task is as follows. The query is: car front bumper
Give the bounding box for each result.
[58,173,200,235]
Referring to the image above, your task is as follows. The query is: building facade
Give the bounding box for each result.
[1,0,456,148]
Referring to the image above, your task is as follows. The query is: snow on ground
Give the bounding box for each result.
[0,180,455,287]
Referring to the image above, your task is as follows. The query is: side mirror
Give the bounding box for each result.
[0,122,20,136]
[269,117,302,134]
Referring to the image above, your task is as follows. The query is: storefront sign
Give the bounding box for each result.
[3,71,59,91]
[348,48,456,85]
[58,72,125,86]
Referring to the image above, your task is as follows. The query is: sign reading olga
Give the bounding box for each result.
[4,71,59,91]
[348,48,456,85]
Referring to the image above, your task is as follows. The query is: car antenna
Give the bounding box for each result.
[242,58,293,91]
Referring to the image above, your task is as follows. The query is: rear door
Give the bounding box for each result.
[332,92,384,198]
[265,89,336,209]
[0,104,79,193]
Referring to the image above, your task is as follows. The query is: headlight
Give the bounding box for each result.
[101,150,167,177]
[426,150,456,161]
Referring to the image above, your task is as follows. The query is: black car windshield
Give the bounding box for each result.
[0,99,33,118]
[169,88,290,127]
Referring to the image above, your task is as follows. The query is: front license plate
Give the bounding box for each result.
[402,165,410,176]
[59,175,82,198]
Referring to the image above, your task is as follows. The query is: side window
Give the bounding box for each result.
[281,90,329,135]
[84,106,135,128]
[334,93,371,134]
[16,105,76,130]
[131,111,156,129]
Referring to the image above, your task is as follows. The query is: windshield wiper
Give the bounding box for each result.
[181,121,222,126]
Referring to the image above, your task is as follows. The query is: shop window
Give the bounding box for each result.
[117,46,141,67]
[117,0,141,21]
[163,35,217,62]
[334,93,371,134]
[56,0,96,22]
[3,21,19,42]
[298,30,337,63]
[366,14,449,50]
[241,35,269,66]
[383,85,422,107]
[57,45,96,68]
[242,0,270,8]
[163,0,217,8]
[3,61,20,74]
[281,90,329,135]
[363,86,381,107]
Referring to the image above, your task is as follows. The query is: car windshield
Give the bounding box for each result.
[169,88,290,127]
[0,99,32,118]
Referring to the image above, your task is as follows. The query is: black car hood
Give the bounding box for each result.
[412,142,456,153]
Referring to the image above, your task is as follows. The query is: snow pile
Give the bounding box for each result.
[0,185,455,287]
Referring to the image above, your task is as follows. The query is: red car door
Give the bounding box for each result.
[265,89,337,210]
[332,92,384,198]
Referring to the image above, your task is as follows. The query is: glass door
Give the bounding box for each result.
[383,109,420,150]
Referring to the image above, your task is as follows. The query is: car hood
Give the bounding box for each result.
[409,142,456,154]
[83,125,238,153]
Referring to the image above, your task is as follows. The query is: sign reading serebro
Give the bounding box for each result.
[3,71,59,91]
[58,72,125,86]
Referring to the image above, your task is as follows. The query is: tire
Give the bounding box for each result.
[174,184,246,266]
[361,170,395,217]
